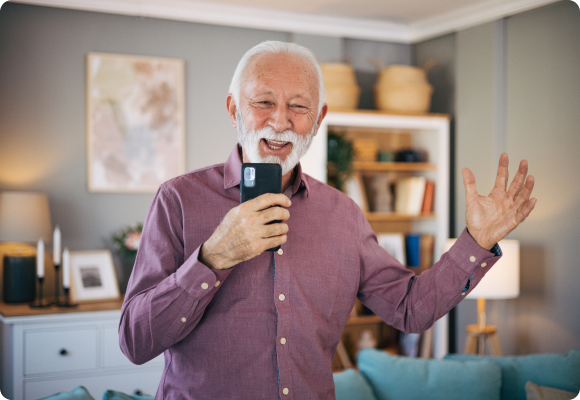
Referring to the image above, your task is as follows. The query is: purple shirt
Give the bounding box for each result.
[119,146,500,399]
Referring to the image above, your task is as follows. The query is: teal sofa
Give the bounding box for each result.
[333,348,580,400]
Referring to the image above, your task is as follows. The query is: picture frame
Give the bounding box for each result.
[377,233,406,266]
[343,172,369,212]
[86,52,186,193]
[69,250,120,302]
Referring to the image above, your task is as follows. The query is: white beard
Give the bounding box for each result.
[236,110,316,176]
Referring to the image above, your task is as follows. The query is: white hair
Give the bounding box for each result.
[228,41,326,113]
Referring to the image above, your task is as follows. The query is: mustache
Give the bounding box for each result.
[250,126,300,144]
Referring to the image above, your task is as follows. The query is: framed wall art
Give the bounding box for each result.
[69,250,120,302]
[87,52,185,192]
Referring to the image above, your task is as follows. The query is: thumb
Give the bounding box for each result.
[462,168,478,200]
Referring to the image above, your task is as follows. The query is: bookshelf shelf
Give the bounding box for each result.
[345,315,384,326]
[352,161,437,172]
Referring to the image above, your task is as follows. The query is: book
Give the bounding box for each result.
[407,176,426,215]
[395,176,426,215]
[405,234,421,267]
[419,234,435,272]
[421,180,435,214]
[395,178,411,214]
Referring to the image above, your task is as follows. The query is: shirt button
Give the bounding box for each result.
[469,256,476,262]
[215,280,221,287]
[282,388,289,395]
[181,317,187,323]
[201,282,209,290]
[277,248,284,255]
[280,337,287,345]
[461,292,466,296]
[481,262,488,268]
[278,294,285,301]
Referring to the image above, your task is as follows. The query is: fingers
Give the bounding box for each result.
[247,193,291,212]
[462,168,478,200]
[260,205,290,225]
[507,159,528,199]
[517,196,537,223]
[514,174,535,209]
[494,153,510,191]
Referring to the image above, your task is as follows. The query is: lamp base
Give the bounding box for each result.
[464,324,503,356]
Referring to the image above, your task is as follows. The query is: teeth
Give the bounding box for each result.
[265,140,287,150]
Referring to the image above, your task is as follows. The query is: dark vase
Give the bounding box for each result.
[115,255,136,295]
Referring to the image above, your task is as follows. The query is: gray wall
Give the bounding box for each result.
[419,1,580,354]
[0,3,413,294]
[0,3,289,293]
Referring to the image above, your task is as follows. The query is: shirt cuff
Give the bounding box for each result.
[175,244,232,298]
[448,228,502,293]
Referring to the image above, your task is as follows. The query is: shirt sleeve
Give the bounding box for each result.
[355,205,502,334]
[118,185,233,365]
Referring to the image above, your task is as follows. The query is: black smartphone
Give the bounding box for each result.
[240,163,282,251]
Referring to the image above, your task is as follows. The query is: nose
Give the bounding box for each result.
[269,103,292,133]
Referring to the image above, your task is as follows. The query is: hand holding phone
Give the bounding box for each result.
[198,164,289,270]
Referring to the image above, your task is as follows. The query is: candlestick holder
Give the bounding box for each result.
[57,287,77,308]
[53,263,62,305]
[29,276,53,308]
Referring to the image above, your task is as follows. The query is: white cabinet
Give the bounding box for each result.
[0,308,163,400]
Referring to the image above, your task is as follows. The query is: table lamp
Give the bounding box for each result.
[445,239,520,355]
[0,191,52,303]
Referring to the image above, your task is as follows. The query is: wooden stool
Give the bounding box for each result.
[464,324,503,356]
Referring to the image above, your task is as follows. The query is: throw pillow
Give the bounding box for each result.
[333,368,377,400]
[40,386,95,400]
[102,390,154,400]
[445,349,580,400]
[357,348,502,400]
[525,381,576,400]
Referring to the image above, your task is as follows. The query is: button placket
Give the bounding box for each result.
[273,247,292,400]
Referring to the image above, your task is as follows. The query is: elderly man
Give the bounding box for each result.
[119,41,536,399]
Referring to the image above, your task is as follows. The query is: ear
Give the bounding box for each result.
[226,94,237,128]
[312,103,328,137]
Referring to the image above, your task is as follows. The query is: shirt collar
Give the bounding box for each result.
[223,144,310,197]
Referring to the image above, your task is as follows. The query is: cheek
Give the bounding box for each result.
[243,109,270,128]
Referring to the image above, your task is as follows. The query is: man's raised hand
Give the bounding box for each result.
[199,193,291,270]
[462,153,537,250]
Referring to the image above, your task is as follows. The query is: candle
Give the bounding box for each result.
[53,226,61,265]
[37,239,44,278]
[63,248,70,288]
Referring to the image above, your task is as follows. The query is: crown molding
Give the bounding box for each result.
[11,0,562,44]
[409,0,561,42]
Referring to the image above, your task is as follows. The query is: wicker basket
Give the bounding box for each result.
[372,62,435,113]
[374,83,433,113]
[320,63,361,111]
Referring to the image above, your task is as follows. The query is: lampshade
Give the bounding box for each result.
[444,239,520,299]
[0,191,52,243]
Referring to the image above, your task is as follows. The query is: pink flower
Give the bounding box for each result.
[124,231,141,251]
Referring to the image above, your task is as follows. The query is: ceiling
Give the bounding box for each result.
[14,0,562,43]
[201,0,490,24]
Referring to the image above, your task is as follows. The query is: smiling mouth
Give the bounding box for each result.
[263,139,291,150]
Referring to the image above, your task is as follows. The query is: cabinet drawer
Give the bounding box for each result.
[102,326,164,368]
[24,327,98,375]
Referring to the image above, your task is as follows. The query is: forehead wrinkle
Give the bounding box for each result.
[241,53,318,106]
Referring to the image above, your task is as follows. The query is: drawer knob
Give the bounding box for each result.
[59,348,69,356]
